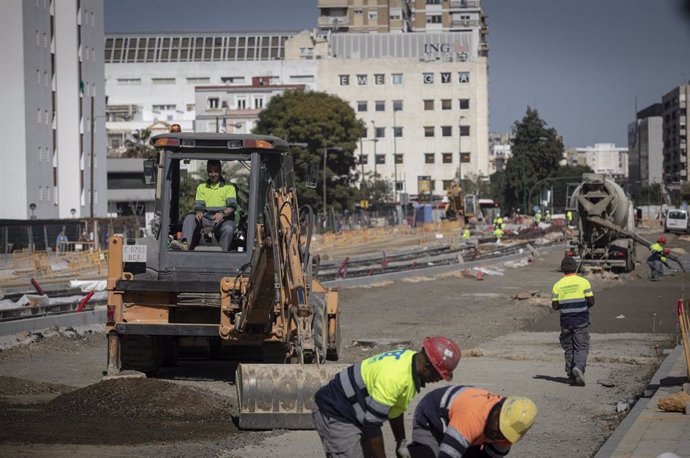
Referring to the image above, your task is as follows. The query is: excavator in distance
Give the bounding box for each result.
[105,131,347,429]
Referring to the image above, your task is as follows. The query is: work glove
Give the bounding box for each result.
[396,439,410,458]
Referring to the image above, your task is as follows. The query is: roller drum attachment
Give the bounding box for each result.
[236,363,350,430]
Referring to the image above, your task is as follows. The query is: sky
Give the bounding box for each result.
[104,0,690,148]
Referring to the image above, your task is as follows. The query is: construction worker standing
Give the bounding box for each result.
[534,211,542,226]
[407,386,537,457]
[648,236,670,281]
[544,210,551,223]
[312,336,461,458]
[552,256,594,386]
[493,226,504,244]
[462,227,471,242]
[566,210,573,226]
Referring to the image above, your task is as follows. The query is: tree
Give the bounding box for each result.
[549,164,593,212]
[503,107,564,213]
[253,90,364,213]
[359,173,393,206]
[122,129,156,158]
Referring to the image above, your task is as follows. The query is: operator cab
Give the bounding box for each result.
[143,132,291,281]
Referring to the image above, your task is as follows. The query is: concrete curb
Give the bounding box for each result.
[0,306,106,337]
[593,344,684,458]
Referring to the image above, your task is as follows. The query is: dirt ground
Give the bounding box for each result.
[0,233,687,457]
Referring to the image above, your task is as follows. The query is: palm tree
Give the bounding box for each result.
[122,129,155,158]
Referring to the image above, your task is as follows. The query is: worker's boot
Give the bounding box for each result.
[170,240,189,251]
[572,367,585,386]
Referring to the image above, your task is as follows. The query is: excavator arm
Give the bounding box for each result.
[219,184,348,429]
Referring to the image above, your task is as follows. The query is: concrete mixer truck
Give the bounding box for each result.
[566,174,637,272]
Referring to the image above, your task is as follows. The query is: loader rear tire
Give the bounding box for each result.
[327,309,341,361]
[310,294,328,364]
[120,335,160,374]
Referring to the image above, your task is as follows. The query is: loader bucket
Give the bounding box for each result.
[236,363,350,430]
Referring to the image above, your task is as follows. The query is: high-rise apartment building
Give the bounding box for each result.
[0,0,106,220]
[627,103,663,186]
[661,84,689,189]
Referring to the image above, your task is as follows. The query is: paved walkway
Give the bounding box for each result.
[595,345,690,458]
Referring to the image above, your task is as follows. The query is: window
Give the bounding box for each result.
[220,76,244,84]
[442,153,453,164]
[395,154,403,164]
[424,99,434,111]
[357,101,368,112]
[425,153,435,164]
[460,125,470,136]
[423,73,434,84]
[424,126,434,137]
[110,138,121,149]
[354,9,363,15]
[395,181,404,191]
[186,103,195,111]
[339,75,350,86]
[426,0,441,3]
[152,78,175,85]
[375,127,385,138]
[38,146,42,162]
[357,74,368,85]
[460,152,471,163]
[207,97,220,109]
[374,74,385,85]
[368,10,378,20]
[441,72,452,83]
[37,69,41,85]
[362,128,368,138]
[117,78,141,85]
[426,15,442,24]
[37,109,41,123]
[458,72,470,83]
[152,104,176,111]
[393,100,403,111]
[375,100,385,111]
[393,127,403,138]
[459,98,470,109]
[253,96,264,109]
[236,97,247,109]
[187,77,211,84]
[443,180,454,190]
[359,155,368,164]
[441,99,452,110]
[441,126,452,137]
[375,155,385,165]
[391,73,403,85]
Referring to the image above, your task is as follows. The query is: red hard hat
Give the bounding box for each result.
[423,336,461,381]
[658,236,667,245]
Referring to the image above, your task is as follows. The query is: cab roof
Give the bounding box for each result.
[150,132,289,152]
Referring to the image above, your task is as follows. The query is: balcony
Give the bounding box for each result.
[318,0,348,7]
[450,19,479,27]
[318,16,349,27]
[449,0,481,9]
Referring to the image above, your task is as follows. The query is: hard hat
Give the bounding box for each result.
[499,396,537,444]
[423,336,460,381]
[658,236,667,245]
[561,255,577,273]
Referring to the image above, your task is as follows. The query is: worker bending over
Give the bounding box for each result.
[312,336,461,458]
[648,236,670,281]
[552,255,594,386]
[407,386,537,458]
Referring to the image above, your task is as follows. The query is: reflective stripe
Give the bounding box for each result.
[446,426,469,450]
[561,306,588,314]
[584,288,593,294]
[560,298,586,304]
[353,363,365,389]
[352,402,366,423]
[439,443,463,458]
[226,197,237,207]
[340,369,355,398]
[366,397,390,417]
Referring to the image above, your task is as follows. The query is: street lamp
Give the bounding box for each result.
[370,120,378,178]
[392,107,400,203]
[323,146,343,228]
[457,115,465,182]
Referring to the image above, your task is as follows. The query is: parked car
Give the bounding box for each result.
[665,208,689,233]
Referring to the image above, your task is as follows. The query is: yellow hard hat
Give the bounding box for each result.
[499,396,537,444]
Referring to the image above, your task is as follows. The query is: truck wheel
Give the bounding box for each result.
[310,294,328,364]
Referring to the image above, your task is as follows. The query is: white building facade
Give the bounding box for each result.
[105,27,489,201]
[0,0,106,220]
[577,143,629,179]
[627,103,663,186]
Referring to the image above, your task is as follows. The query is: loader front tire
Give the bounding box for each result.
[310,294,328,364]
[120,335,160,374]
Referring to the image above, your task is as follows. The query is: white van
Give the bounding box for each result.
[665,208,689,233]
